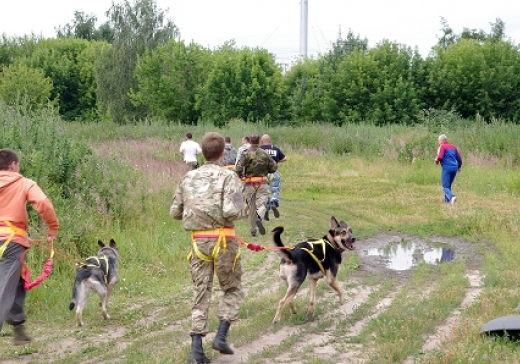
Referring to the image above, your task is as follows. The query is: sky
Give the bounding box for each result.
[1,0,519,63]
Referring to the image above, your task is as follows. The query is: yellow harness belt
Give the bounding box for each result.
[80,255,110,284]
[0,221,28,259]
[299,239,333,275]
[188,227,240,271]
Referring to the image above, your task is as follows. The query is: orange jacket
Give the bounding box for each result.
[0,171,59,247]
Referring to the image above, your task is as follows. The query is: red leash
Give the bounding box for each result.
[236,236,291,252]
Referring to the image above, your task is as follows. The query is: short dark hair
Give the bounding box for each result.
[201,132,225,161]
[0,148,19,170]
[250,133,260,145]
[186,132,193,139]
[243,136,250,143]
[225,136,231,143]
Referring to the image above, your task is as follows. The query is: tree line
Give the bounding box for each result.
[1,0,519,125]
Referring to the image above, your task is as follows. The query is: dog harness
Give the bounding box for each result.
[298,239,336,275]
[79,255,110,284]
[189,227,240,271]
[0,221,27,259]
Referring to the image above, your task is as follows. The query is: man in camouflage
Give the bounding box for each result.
[170,132,246,364]
[220,136,237,168]
[235,133,278,237]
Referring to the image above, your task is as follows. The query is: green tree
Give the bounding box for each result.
[198,44,283,125]
[96,0,178,123]
[436,18,507,50]
[0,63,55,111]
[0,35,40,68]
[282,30,369,123]
[322,41,420,125]
[426,39,520,121]
[24,38,99,120]
[55,11,115,43]
[131,40,210,123]
[282,59,322,122]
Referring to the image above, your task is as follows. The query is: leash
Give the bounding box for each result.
[29,238,86,266]
[235,236,291,252]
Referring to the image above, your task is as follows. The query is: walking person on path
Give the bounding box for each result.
[434,134,462,204]
[260,134,287,220]
[170,132,247,363]
[235,134,277,237]
[220,136,237,169]
[180,132,202,170]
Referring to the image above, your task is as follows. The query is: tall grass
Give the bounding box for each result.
[4,107,520,362]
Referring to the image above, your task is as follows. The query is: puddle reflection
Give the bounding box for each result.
[360,242,455,271]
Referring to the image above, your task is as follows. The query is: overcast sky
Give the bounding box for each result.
[2,0,519,61]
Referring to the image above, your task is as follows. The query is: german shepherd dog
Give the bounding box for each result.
[270,216,356,323]
[69,239,120,326]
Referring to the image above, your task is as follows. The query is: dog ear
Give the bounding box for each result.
[330,216,340,229]
[98,240,105,248]
[339,220,349,228]
[109,239,117,248]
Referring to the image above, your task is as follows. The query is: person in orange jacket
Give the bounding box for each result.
[0,148,59,345]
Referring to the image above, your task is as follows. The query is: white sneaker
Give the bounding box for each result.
[450,196,457,204]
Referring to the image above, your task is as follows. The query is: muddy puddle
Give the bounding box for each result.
[356,234,482,273]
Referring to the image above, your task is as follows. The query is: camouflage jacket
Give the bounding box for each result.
[235,145,277,178]
[170,162,246,230]
[221,144,237,166]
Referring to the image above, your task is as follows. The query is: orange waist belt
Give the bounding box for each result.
[243,176,266,184]
[191,227,236,239]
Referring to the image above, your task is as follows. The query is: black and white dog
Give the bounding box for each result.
[69,239,120,326]
[270,216,356,323]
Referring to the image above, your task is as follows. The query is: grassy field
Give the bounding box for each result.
[2,118,520,363]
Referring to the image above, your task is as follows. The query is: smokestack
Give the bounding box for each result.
[300,0,308,57]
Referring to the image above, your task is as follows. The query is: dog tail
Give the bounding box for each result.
[69,275,82,311]
[269,226,293,262]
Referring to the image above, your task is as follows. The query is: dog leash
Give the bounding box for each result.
[235,235,291,252]
[29,238,86,266]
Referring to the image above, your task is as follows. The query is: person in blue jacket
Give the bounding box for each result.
[434,134,462,204]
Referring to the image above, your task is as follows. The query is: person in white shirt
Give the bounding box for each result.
[179,133,202,170]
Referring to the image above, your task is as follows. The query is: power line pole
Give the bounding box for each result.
[300,0,308,58]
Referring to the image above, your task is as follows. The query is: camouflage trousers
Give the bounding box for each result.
[243,183,270,230]
[189,237,244,336]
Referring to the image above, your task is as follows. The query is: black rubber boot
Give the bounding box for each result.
[255,216,266,235]
[212,320,234,354]
[13,324,32,346]
[187,334,211,364]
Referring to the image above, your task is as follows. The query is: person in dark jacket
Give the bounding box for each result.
[434,134,462,204]
[260,134,287,220]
